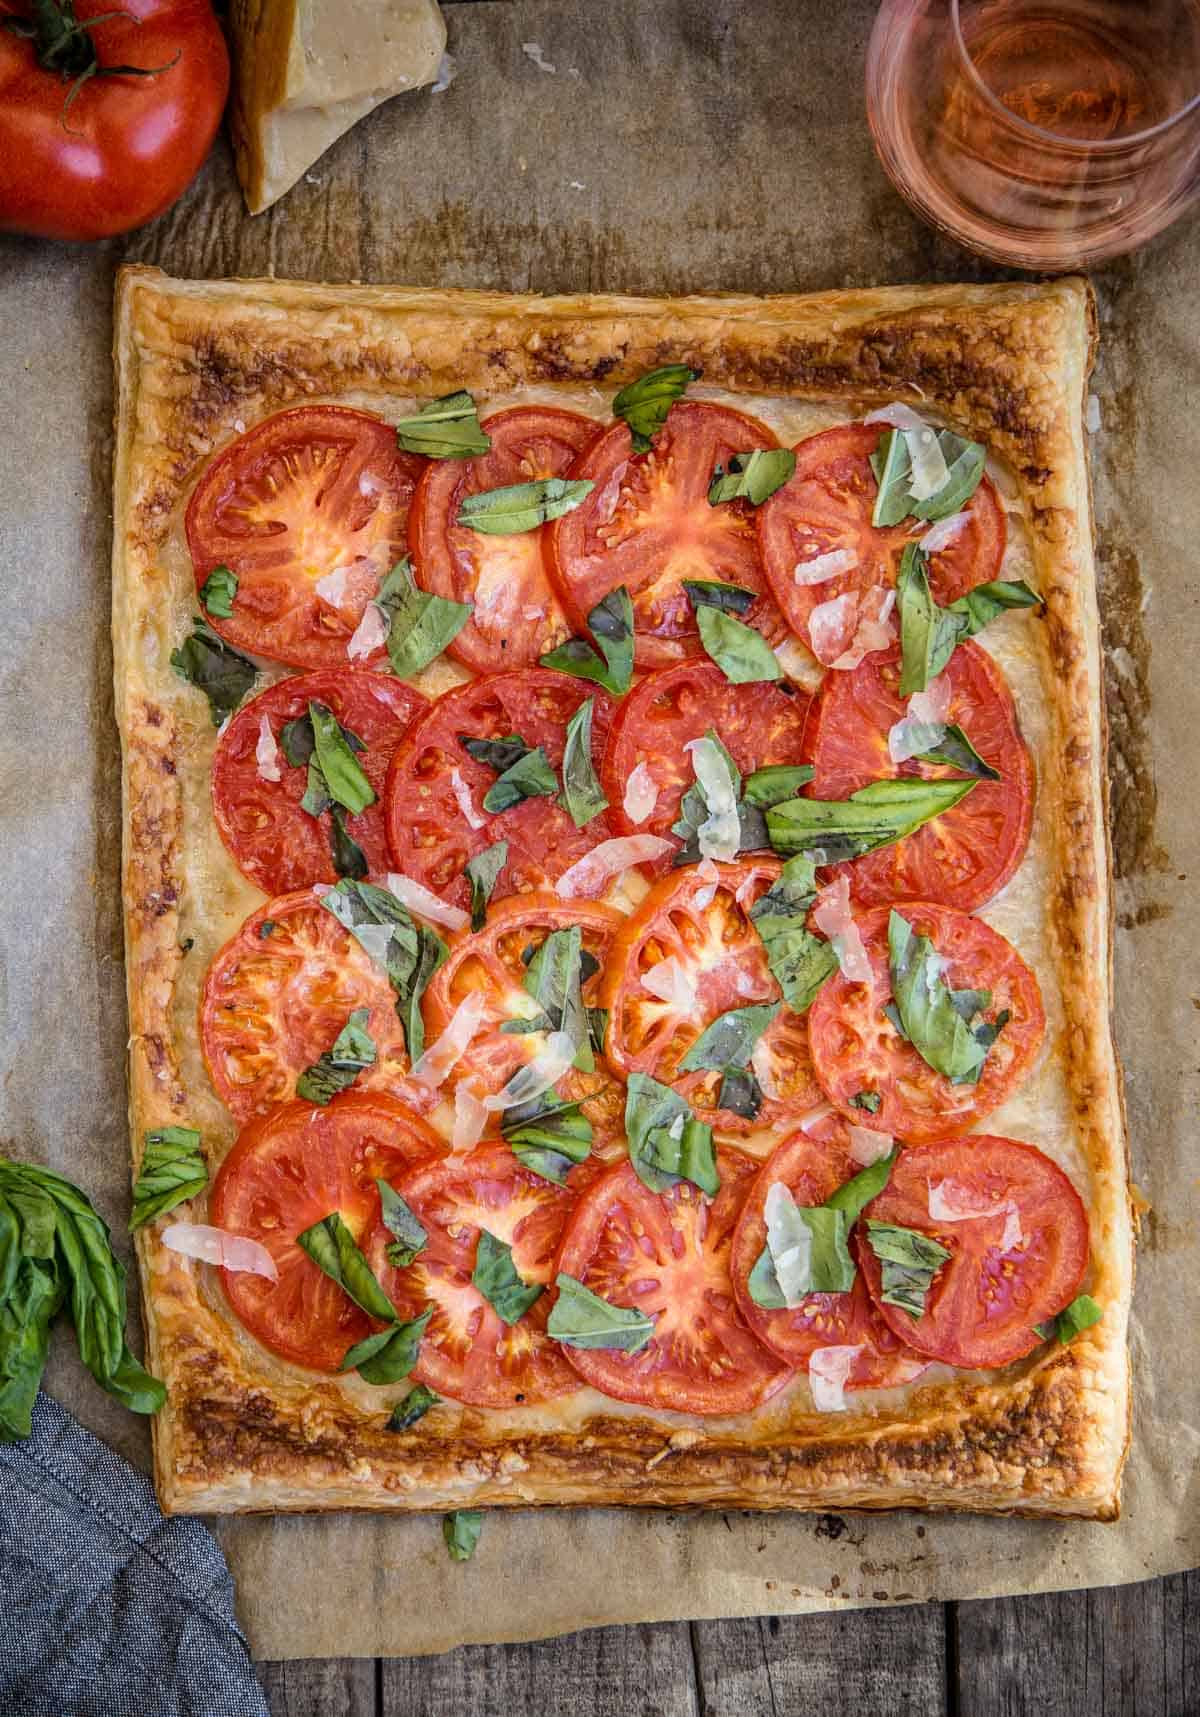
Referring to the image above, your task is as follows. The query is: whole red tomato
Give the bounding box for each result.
[0,0,228,240]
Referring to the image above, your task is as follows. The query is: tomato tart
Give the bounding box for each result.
[112,269,1130,1521]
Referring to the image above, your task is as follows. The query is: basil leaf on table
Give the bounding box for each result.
[0,1259,64,1440]
[170,619,256,725]
[612,364,698,452]
[444,1509,484,1561]
[395,391,491,459]
[294,1009,377,1106]
[376,1179,427,1269]
[624,1073,719,1197]
[742,763,814,808]
[916,723,1001,781]
[748,853,840,1014]
[387,1383,440,1431]
[375,558,472,678]
[540,585,634,697]
[897,543,1040,695]
[765,776,976,864]
[1034,1293,1103,1345]
[547,1273,656,1352]
[693,604,783,686]
[865,1220,951,1318]
[559,698,609,828]
[887,910,1003,1086]
[319,879,448,1062]
[472,1230,544,1325]
[309,701,375,815]
[681,579,756,617]
[465,840,508,931]
[129,1127,208,1230]
[341,1307,433,1384]
[199,564,238,619]
[502,1091,594,1185]
[707,448,796,506]
[297,1210,396,1322]
[457,477,594,535]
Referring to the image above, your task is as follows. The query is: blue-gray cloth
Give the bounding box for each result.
[0,1392,269,1717]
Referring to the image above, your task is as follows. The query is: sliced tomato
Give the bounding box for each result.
[211,669,428,895]
[808,641,1033,911]
[200,889,426,1123]
[424,895,627,1156]
[600,860,825,1138]
[408,406,600,673]
[729,1118,926,1388]
[856,1135,1090,1369]
[554,1147,792,1415]
[599,660,813,867]
[807,903,1045,1144]
[365,1145,581,1407]
[208,1092,446,1373]
[383,668,617,910]
[756,423,1006,656]
[185,406,424,669]
[546,400,788,669]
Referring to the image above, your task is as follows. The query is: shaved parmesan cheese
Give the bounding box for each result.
[828,586,895,672]
[623,762,658,825]
[919,511,971,554]
[809,1344,864,1412]
[162,1223,278,1281]
[522,41,556,72]
[410,991,487,1088]
[452,1079,488,1149]
[450,767,486,830]
[484,1030,575,1111]
[555,835,673,898]
[763,1181,812,1308]
[386,872,469,932]
[684,737,740,861]
[594,462,628,526]
[813,876,872,984]
[848,1124,893,1166]
[864,403,929,434]
[255,715,282,784]
[351,921,397,969]
[751,1037,784,1100]
[641,955,697,1012]
[693,854,720,909]
[315,564,351,606]
[347,601,388,661]
[798,1101,835,1135]
[793,547,857,586]
[808,591,857,667]
[1086,393,1102,434]
[772,634,822,692]
[430,51,457,94]
[928,1177,1024,1252]
[903,426,949,501]
[888,672,953,763]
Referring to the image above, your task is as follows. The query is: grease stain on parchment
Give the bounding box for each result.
[1096,517,1169,882]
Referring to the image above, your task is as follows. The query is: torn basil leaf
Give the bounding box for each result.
[341,1307,432,1384]
[170,619,256,725]
[541,584,635,697]
[444,1509,483,1561]
[502,1091,593,1185]
[318,880,447,1061]
[460,734,529,775]
[624,1073,719,1197]
[298,1210,396,1322]
[463,735,558,814]
[693,604,783,686]
[612,364,698,452]
[328,806,369,879]
[295,1008,377,1105]
[870,428,914,528]
[766,776,976,864]
[560,698,608,828]
[865,1221,951,1318]
[472,1230,544,1325]
[457,476,594,535]
[386,1383,440,1431]
[1034,1293,1102,1345]
[949,578,1042,633]
[916,723,1001,781]
[395,390,491,459]
[870,425,987,525]
[748,853,839,1014]
[375,558,471,678]
[670,730,769,864]
[707,447,796,507]
[887,910,1002,1086]
[465,840,508,931]
[199,564,238,619]
[129,1127,207,1231]
[749,1149,897,1307]
[681,579,756,617]
[547,1273,655,1351]
[376,1179,427,1269]
[742,764,814,808]
[897,543,1040,695]
[678,1001,780,1122]
[849,1090,882,1114]
[826,1148,899,1224]
[522,926,592,1069]
[309,702,375,814]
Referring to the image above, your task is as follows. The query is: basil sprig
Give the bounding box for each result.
[886,910,1007,1086]
[0,1157,165,1439]
[547,1273,655,1351]
[540,585,634,696]
[375,558,472,678]
[747,853,839,1014]
[444,1509,483,1560]
[341,1308,433,1384]
[387,1383,440,1431]
[865,1220,951,1318]
[502,1091,594,1185]
[742,764,814,808]
[612,364,698,452]
[766,776,976,864]
[377,1179,427,1268]
[199,564,238,618]
[465,840,508,931]
[870,425,987,526]
[749,1149,898,1307]
[472,1231,544,1325]
[624,1073,719,1196]
[319,879,448,1062]
[461,733,558,813]
[897,543,1040,695]
[559,698,608,828]
[457,477,594,535]
[395,390,491,459]
[916,723,1000,781]
[708,448,796,506]
[679,1002,780,1121]
[130,1127,208,1230]
[1034,1293,1102,1345]
[170,618,256,725]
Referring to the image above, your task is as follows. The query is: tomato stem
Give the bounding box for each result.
[3,0,181,132]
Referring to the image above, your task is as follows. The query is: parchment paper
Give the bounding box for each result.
[0,0,1196,1662]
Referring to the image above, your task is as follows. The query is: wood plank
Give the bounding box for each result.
[689,1606,949,1717]
[255,1658,377,1717]
[380,1620,697,1716]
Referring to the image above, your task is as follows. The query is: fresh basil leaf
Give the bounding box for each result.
[278,714,313,768]
[522,927,591,1068]
[103,1345,170,1416]
[1034,1293,1103,1345]
[748,852,839,1013]
[472,1230,544,1325]
[318,880,447,1062]
[387,1383,440,1430]
[457,477,594,535]
[870,428,913,527]
[587,1005,608,1057]
[540,585,634,697]
[692,604,783,686]
[341,1308,432,1384]
[444,1508,483,1561]
[716,1068,764,1120]
[849,1090,882,1114]
[947,578,1042,634]
[0,1257,63,1439]
[502,1091,593,1185]
[465,840,508,931]
[913,432,987,521]
[258,920,277,939]
[707,447,796,507]
[129,1126,207,1230]
[916,723,1001,781]
[328,806,369,879]
[624,1073,719,1196]
[375,558,471,678]
[825,1147,898,1224]
[309,702,375,815]
[199,564,238,619]
[376,1179,427,1269]
[897,544,967,695]
[297,1209,396,1322]
[612,364,698,452]
[742,763,814,808]
[481,745,558,814]
[395,390,491,459]
[766,775,976,864]
[547,1272,656,1351]
[560,698,608,828]
[299,763,332,819]
[747,1243,787,1309]
[865,1220,951,1318]
[751,1150,897,1307]
[461,733,530,775]
[887,910,999,1086]
[681,579,756,616]
[295,1008,377,1105]
[679,1003,780,1074]
[170,619,256,725]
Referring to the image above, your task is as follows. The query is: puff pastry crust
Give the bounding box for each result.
[112,266,1131,1518]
